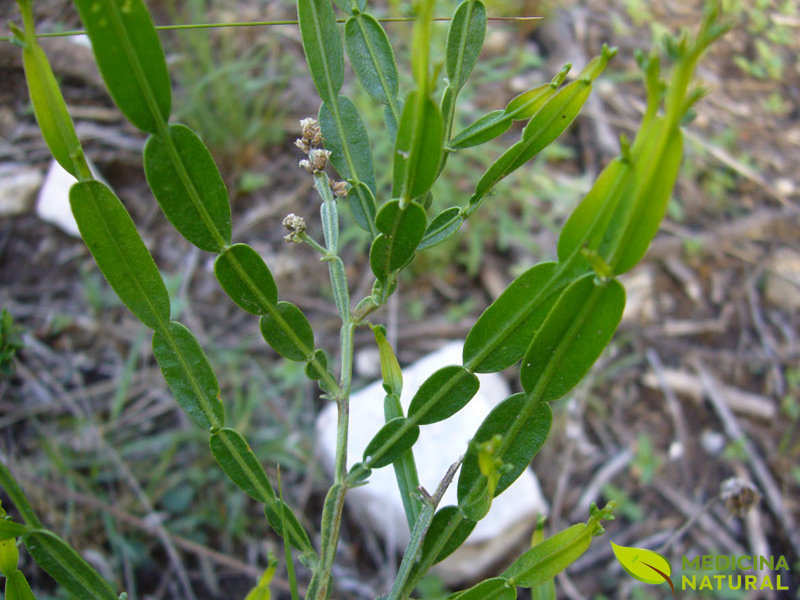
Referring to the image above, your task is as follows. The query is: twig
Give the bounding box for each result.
[569,448,633,521]
[746,275,785,397]
[693,360,800,557]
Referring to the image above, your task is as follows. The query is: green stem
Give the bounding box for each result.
[385,393,422,529]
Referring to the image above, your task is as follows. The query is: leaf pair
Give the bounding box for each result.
[369,200,427,280]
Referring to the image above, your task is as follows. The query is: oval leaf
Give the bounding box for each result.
[393,92,444,200]
[210,428,275,504]
[144,124,231,252]
[21,41,83,178]
[305,349,331,381]
[457,393,551,516]
[259,301,315,362]
[610,542,672,585]
[74,0,171,133]
[420,506,475,565]
[297,0,343,104]
[363,417,420,468]
[370,200,427,278]
[520,274,625,400]
[215,244,278,315]
[345,14,399,105]
[23,529,117,600]
[408,366,479,425]
[153,321,224,429]
[319,96,377,194]
[418,207,463,249]
[445,0,487,91]
[463,261,562,373]
[264,501,315,555]
[502,523,590,588]
[70,181,170,330]
[451,577,516,600]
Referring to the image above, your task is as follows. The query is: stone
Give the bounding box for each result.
[0,163,42,216]
[36,159,80,237]
[764,248,800,311]
[315,341,548,584]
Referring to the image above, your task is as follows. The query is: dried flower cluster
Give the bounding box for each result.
[282,213,307,243]
[295,118,349,197]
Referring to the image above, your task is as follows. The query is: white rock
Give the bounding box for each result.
[316,341,548,584]
[36,159,80,237]
[764,248,800,310]
[0,163,43,216]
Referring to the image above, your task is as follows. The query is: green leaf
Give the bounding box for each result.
[345,181,378,234]
[393,92,444,201]
[363,417,420,468]
[143,124,231,252]
[0,463,41,529]
[463,261,563,373]
[264,500,315,555]
[74,0,171,133]
[450,110,512,149]
[418,207,463,249]
[408,366,479,425]
[319,96,377,194]
[297,0,343,105]
[445,0,486,92]
[259,301,315,362]
[471,48,615,206]
[372,325,402,396]
[70,181,170,330]
[215,244,278,315]
[450,577,516,600]
[556,157,634,262]
[21,36,85,179]
[520,275,625,400]
[0,537,19,576]
[152,321,224,430]
[502,523,591,588]
[369,200,427,279]
[0,520,29,541]
[610,542,672,585]
[4,570,36,600]
[305,349,331,382]
[457,393,551,514]
[611,128,683,274]
[345,14,399,106]
[23,529,117,600]
[420,506,475,565]
[530,580,556,600]
[210,428,276,504]
[504,65,570,120]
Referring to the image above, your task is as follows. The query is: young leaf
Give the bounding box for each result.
[611,128,683,274]
[418,207,463,249]
[0,537,19,575]
[0,463,41,529]
[363,417,420,468]
[450,110,512,149]
[392,92,444,201]
[70,181,170,330]
[445,0,487,92]
[504,65,570,120]
[4,570,36,600]
[345,14,399,108]
[520,274,625,400]
[463,261,563,373]
[305,349,331,382]
[143,124,231,252]
[74,0,171,133]
[259,301,315,362]
[345,182,378,234]
[297,0,344,105]
[264,501,315,555]
[419,506,475,565]
[152,321,224,430]
[457,393,551,518]
[407,366,479,425]
[215,244,278,315]
[501,523,591,587]
[372,325,403,397]
[319,96,377,194]
[0,521,29,541]
[210,428,276,504]
[450,577,516,600]
[23,529,117,599]
[610,542,672,586]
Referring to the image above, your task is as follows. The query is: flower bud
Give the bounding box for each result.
[331,180,349,197]
[309,148,331,172]
[282,213,306,243]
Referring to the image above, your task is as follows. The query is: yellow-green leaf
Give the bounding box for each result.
[610,542,672,585]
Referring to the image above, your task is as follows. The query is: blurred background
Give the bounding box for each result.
[0,0,798,597]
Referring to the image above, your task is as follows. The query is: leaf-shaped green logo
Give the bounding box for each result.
[611,542,674,593]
